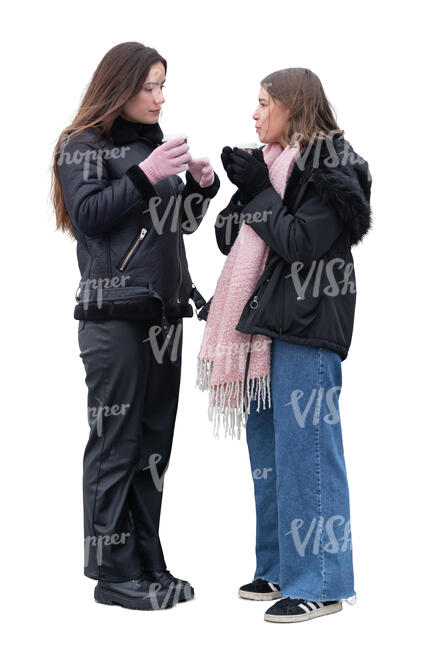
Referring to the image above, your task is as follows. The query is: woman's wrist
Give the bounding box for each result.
[139,158,161,185]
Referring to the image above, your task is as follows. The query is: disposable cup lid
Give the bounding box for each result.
[162,133,188,142]
[233,143,259,150]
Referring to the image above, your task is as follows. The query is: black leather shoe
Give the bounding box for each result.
[142,569,195,603]
[94,575,177,610]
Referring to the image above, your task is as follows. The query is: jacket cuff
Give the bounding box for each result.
[232,189,245,208]
[184,169,220,198]
[125,164,157,203]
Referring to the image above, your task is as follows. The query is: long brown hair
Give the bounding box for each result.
[51,41,167,239]
[261,68,343,149]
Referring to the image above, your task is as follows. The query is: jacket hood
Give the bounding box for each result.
[286,133,373,246]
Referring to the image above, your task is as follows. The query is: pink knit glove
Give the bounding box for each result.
[139,137,192,185]
[188,157,215,188]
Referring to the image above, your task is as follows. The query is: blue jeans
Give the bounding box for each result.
[246,339,355,601]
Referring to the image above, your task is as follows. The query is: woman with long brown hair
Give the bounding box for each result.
[51,41,220,610]
[197,68,372,623]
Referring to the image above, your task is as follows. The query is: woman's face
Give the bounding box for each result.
[121,62,166,124]
[253,86,291,148]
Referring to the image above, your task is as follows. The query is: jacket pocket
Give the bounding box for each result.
[281,263,323,334]
[118,227,148,271]
[248,275,271,311]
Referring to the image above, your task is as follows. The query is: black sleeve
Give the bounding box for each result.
[243,182,345,266]
[214,189,246,255]
[57,136,158,237]
[175,169,221,235]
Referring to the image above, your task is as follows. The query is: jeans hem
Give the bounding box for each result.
[254,574,280,584]
[281,589,356,602]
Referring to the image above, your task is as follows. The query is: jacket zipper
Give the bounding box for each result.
[168,175,183,303]
[249,276,271,309]
[106,239,112,279]
[119,227,147,271]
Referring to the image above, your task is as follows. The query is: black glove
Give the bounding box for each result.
[197,296,212,321]
[221,146,248,204]
[220,146,237,183]
[227,147,272,203]
[251,147,266,164]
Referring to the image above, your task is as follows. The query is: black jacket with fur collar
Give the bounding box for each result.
[215,133,372,360]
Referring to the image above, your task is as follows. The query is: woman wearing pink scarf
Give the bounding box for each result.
[197,68,372,623]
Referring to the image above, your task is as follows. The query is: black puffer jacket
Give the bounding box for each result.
[58,115,220,327]
[215,133,372,361]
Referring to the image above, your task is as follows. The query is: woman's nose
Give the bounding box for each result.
[153,88,165,104]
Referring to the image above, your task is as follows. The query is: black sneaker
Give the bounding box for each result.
[238,579,282,601]
[94,575,177,610]
[264,597,342,622]
[142,569,194,603]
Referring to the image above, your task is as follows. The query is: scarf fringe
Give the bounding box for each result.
[196,358,271,439]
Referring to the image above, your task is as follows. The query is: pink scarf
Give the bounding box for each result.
[196,142,301,438]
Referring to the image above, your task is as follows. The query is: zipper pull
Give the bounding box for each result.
[140,227,147,239]
[250,295,259,309]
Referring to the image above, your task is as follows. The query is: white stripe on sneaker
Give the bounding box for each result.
[298,603,311,613]
[267,582,278,592]
[306,602,318,610]
[315,601,324,607]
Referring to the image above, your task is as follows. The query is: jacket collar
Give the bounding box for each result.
[292,132,345,178]
[283,133,372,246]
[110,114,164,147]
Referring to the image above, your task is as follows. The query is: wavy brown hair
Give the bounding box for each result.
[261,67,343,149]
[51,41,167,239]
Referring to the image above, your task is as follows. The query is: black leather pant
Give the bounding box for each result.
[78,318,182,582]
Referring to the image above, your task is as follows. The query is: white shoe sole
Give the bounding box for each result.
[238,588,282,601]
[264,601,342,622]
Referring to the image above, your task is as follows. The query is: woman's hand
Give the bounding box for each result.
[221,146,272,203]
[139,137,192,185]
[188,157,215,188]
[220,146,237,184]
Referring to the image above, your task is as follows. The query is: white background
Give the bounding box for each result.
[2,0,435,647]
